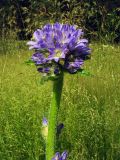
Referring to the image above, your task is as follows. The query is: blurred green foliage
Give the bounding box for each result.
[0,0,120,42]
[0,42,120,160]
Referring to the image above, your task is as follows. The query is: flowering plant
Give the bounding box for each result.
[27,23,91,160]
[27,22,90,77]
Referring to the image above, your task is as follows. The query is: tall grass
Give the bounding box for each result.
[0,41,120,160]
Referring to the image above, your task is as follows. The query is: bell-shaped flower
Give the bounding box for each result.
[52,151,68,160]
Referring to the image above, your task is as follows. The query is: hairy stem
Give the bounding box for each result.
[46,73,64,160]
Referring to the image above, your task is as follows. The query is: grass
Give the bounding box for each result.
[0,41,120,160]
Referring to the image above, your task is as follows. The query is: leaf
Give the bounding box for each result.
[79,69,93,77]
[40,76,49,84]
[39,74,60,85]
[24,59,34,66]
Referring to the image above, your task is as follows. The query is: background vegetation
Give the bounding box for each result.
[0,0,120,43]
[0,1,120,160]
[0,43,120,159]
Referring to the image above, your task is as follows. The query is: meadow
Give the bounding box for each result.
[0,41,120,160]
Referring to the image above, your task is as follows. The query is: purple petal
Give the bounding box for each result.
[54,57,60,62]
[42,117,48,126]
[32,52,43,61]
[27,41,37,45]
[43,24,52,32]
[31,52,47,65]
[44,67,50,73]
[37,67,50,73]
[52,152,60,160]
[37,67,43,72]
[61,151,68,160]
[68,38,77,50]
[53,22,62,30]
[79,39,88,43]
[27,41,41,50]
[62,24,69,32]
[73,29,83,38]
[33,29,43,41]
[54,68,60,75]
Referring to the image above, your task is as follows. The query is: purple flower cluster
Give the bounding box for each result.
[52,151,68,160]
[27,22,91,75]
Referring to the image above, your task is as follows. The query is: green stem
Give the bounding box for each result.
[46,72,64,160]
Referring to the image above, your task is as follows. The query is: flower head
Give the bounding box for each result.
[52,151,68,160]
[27,22,91,76]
